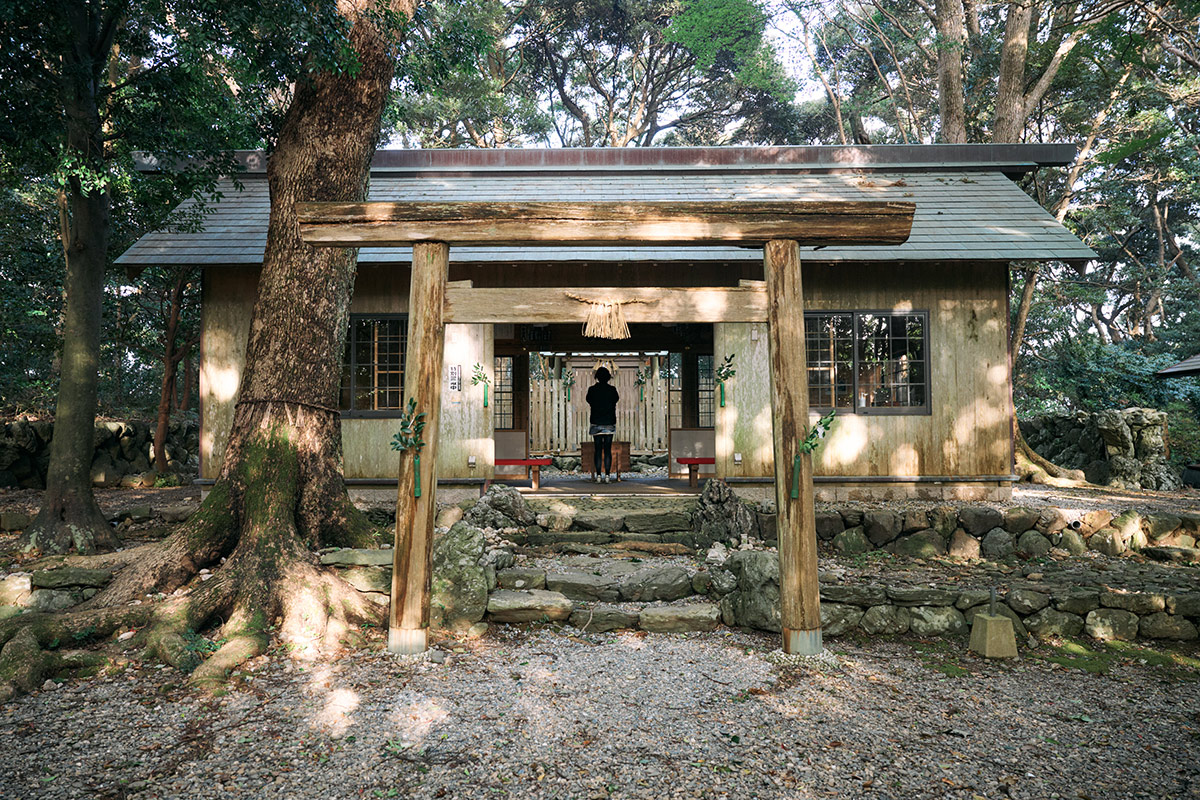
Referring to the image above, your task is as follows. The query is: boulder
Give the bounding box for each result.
[1085,609,1139,641]
[820,585,887,607]
[1088,528,1125,557]
[1053,590,1100,615]
[959,506,1002,536]
[569,605,639,632]
[1144,514,1183,541]
[691,480,755,545]
[1006,588,1049,615]
[1167,594,1200,617]
[618,566,693,602]
[955,590,992,610]
[832,527,871,556]
[497,568,546,591]
[1015,531,1052,558]
[886,587,957,607]
[902,510,930,534]
[435,506,464,528]
[1058,530,1087,555]
[887,530,946,559]
[0,574,32,607]
[0,511,32,532]
[980,528,1014,559]
[430,522,488,630]
[547,572,621,602]
[859,604,910,635]
[486,590,573,623]
[1141,546,1200,564]
[1139,612,1199,641]
[1023,608,1085,639]
[1003,507,1041,535]
[572,511,627,532]
[466,485,535,529]
[30,567,112,589]
[928,506,958,539]
[1035,507,1068,535]
[863,511,901,547]
[28,589,77,612]
[814,511,844,541]
[720,551,781,633]
[1100,590,1165,615]
[820,603,863,636]
[756,512,777,544]
[947,530,981,560]
[908,606,967,636]
[537,512,573,532]
[639,604,720,633]
[840,509,864,528]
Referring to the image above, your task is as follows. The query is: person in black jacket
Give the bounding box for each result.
[585,367,619,483]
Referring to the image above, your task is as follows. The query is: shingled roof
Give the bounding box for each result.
[1158,353,1200,378]
[117,144,1095,267]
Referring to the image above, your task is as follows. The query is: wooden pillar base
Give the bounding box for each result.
[388,627,427,655]
[783,627,823,656]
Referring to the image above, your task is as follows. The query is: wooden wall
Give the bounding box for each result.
[201,267,493,480]
[200,259,1011,483]
[713,322,775,478]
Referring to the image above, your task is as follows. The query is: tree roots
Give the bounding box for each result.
[1,426,387,701]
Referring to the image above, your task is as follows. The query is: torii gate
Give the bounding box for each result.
[298,199,914,657]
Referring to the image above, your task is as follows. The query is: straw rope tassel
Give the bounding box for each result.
[565,293,653,340]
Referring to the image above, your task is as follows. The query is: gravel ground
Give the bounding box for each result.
[3,628,1198,800]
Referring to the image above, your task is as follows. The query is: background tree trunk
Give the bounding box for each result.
[935,0,968,143]
[23,7,120,555]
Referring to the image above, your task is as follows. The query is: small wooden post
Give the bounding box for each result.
[763,239,823,655]
[389,242,448,654]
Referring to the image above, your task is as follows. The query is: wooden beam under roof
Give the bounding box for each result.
[296,200,914,248]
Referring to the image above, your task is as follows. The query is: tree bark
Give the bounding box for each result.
[993,0,1034,142]
[934,0,968,143]
[153,271,190,473]
[23,5,120,555]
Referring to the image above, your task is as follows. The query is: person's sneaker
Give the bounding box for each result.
[602,474,610,484]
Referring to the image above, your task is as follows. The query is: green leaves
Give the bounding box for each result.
[715,353,737,383]
[798,410,837,455]
[470,362,490,386]
[390,398,427,455]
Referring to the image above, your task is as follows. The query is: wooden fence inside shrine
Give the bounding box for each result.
[527,354,669,453]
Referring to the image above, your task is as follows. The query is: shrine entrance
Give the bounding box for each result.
[298,199,914,657]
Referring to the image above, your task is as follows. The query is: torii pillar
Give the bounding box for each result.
[764,240,822,654]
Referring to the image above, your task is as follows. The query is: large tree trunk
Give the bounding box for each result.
[993,0,1034,142]
[3,0,417,698]
[22,8,119,555]
[934,0,968,143]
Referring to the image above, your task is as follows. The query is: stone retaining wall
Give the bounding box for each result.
[0,418,200,490]
[1021,407,1181,491]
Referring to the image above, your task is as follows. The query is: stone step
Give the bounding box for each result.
[485,588,720,634]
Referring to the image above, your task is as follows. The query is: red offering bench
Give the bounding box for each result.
[676,457,716,487]
[495,457,554,489]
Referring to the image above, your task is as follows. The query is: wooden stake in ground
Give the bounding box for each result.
[764,239,822,655]
[390,242,448,654]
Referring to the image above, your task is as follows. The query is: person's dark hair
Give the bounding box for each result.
[594,367,611,383]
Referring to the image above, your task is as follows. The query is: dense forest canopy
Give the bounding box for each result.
[1,0,1198,460]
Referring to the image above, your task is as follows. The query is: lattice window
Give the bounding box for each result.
[804,311,928,414]
[493,355,514,430]
[339,315,407,414]
[697,354,715,428]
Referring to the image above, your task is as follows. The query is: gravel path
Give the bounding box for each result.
[2,628,1197,800]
